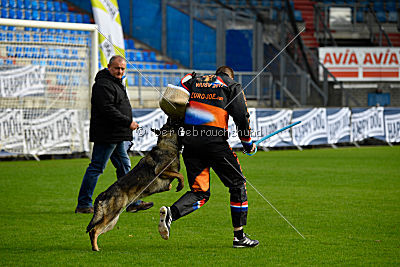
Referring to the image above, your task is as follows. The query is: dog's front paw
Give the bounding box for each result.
[168,183,172,191]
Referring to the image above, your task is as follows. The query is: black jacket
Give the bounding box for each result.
[89,68,133,143]
[181,72,252,147]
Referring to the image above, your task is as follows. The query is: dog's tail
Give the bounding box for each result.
[86,192,106,233]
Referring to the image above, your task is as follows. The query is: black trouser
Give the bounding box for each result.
[171,143,248,227]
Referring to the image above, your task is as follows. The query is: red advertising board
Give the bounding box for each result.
[319,47,400,81]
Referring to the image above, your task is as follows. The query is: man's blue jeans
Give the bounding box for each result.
[77,142,140,208]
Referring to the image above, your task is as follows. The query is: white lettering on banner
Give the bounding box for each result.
[256,110,293,147]
[131,109,167,151]
[23,110,79,155]
[0,109,24,152]
[351,107,384,142]
[292,108,327,146]
[385,113,400,143]
[228,108,256,148]
[0,65,45,97]
[319,47,400,81]
[327,108,351,144]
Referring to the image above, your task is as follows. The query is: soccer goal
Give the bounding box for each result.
[0,18,98,158]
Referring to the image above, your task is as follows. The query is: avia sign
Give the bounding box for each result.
[319,47,400,81]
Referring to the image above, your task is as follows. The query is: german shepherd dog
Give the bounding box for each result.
[86,118,184,251]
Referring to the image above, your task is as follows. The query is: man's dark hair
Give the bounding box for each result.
[108,55,126,65]
[216,66,234,79]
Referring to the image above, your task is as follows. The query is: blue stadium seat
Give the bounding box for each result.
[1,8,7,18]
[76,13,83,23]
[6,46,14,57]
[273,0,282,10]
[17,0,24,8]
[9,0,17,8]
[376,11,386,22]
[31,0,38,10]
[69,13,76,23]
[32,10,39,20]
[135,51,143,61]
[6,32,14,42]
[294,10,303,22]
[61,2,68,12]
[373,2,384,12]
[128,39,135,49]
[0,32,5,41]
[24,0,31,9]
[47,0,53,11]
[47,11,54,21]
[388,11,398,23]
[15,33,23,42]
[25,9,32,19]
[39,11,46,21]
[386,2,397,12]
[83,14,90,23]
[32,33,39,42]
[8,9,16,19]
[15,46,23,58]
[1,0,8,8]
[356,10,364,22]
[149,51,156,62]
[23,33,30,41]
[54,1,60,11]
[39,0,46,10]
[16,9,23,19]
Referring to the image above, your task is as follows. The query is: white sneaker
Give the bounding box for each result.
[158,206,172,240]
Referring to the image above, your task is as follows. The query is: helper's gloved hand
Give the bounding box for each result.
[242,141,256,154]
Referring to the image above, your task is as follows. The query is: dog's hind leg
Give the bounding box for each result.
[89,212,122,251]
[89,229,100,251]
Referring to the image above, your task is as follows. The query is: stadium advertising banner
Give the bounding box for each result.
[0,109,24,152]
[91,0,125,67]
[132,109,168,151]
[228,108,256,148]
[319,47,400,81]
[326,108,351,144]
[292,108,328,146]
[384,108,400,143]
[0,65,46,97]
[351,107,384,142]
[255,109,293,147]
[23,109,80,155]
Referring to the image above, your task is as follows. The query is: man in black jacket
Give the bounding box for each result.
[158,66,259,248]
[75,55,153,214]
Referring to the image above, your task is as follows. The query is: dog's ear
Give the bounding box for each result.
[151,128,161,136]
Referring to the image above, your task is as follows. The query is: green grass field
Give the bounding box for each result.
[0,146,399,266]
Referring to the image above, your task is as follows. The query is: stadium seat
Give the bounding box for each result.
[1,8,7,18]
[8,9,16,19]
[135,51,144,61]
[39,0,46,11]
[17,0,24,8]
[356,10,364,23]
[273,0,282,10]
[9,0,17,8]
[23,33,30,41]
[61,2,68,12]
[128,39,135,49]
[76,13,83,23]
[1,0,8,8]
[388,11,398,23]
[294,10,303,22]
[69,13,76,23]
[16,9,23,19]
[32,10,39,20]
[31,0,38,10]
[47,0,54,11]
[386,2,397,12]
[24,9,32,20]
[149,51,156,62]
[15,33,23,42]
[0,32,5,41]
[373,2,384,12]
[24,0,31,9]
[53,1,60,11]
[83,14,90,23]
[39,11,46,21]
[376,11,386,23]
[47,11,54,21]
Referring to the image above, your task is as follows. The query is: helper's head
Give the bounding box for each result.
[216,65,234,79]
[108,55,126,80]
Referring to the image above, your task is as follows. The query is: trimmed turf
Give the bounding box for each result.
[0,146,399,265]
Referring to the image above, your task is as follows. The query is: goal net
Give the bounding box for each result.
[0,18,98,157]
